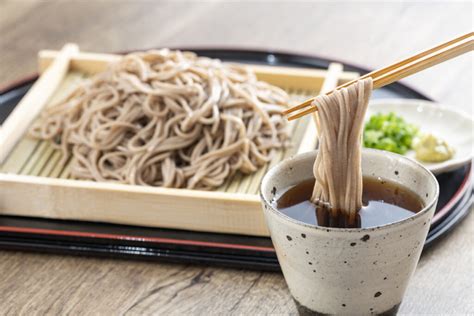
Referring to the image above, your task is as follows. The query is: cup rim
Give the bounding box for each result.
[260,148,440,232]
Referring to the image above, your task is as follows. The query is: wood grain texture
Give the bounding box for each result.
[0,1,472,315]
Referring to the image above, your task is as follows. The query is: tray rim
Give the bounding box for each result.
[0,48,468,230]
[0,47,471,270]
[0,46,472,242]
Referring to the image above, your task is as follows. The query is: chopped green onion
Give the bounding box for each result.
[363,112,419,155]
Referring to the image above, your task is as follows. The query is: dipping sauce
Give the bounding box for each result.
[275,177,424,229]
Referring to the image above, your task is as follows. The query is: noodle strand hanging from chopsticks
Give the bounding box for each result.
[311,78,373,224]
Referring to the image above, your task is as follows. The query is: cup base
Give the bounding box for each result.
[294,299,401,316]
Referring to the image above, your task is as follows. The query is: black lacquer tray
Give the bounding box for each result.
[0,49,471,271]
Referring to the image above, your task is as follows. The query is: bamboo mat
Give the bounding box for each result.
[0,72,315,195]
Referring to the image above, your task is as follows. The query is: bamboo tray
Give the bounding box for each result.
[0,45,359,236]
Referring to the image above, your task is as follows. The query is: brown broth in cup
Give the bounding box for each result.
[275,177,424,229]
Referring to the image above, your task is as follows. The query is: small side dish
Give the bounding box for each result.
[366,99,473,174]
[363,112,455,163]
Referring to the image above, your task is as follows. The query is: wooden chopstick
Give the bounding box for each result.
[285,32,474,121]
[284,32,472,115]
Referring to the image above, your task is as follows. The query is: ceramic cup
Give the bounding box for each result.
[260,149,439,316]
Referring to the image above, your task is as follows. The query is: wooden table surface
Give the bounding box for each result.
[0,1,472,315]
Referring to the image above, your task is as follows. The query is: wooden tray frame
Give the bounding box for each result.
[0,45,358,236]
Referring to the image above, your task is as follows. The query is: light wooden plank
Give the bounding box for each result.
[0,138,39,173]
[20,141,48,175]
[39,50,121,75]
[59,159,72,179]
[38,50,359,91]
[29,143,56,176]
[48,153,67,178]
[0,44,79,164]
[0,173,268,236]
[225,173,243,193]
[39,150,62,177]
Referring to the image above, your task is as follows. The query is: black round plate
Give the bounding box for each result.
[0,48,472,270]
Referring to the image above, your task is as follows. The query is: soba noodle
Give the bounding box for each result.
[310,78,373,224]
[30,49,289,190]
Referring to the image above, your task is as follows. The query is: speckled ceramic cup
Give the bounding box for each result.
[260,149,439,316]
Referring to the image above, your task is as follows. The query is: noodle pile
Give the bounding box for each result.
[310,78,373,224]
[30,49,289,190]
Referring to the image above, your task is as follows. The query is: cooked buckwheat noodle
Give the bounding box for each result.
[310,78,373,224]
[30,49,289,190]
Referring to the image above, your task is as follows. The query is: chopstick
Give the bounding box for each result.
[285,32,474,121]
